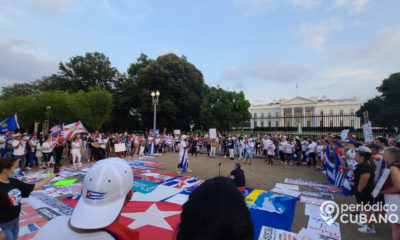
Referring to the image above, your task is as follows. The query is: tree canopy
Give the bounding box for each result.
[0,52,251,132]
[358,72,400,129]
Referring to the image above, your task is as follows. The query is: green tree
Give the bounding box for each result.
[200,86,251,130]
[358,72,400,129]
[67,87,113,131]
[0,96,41,130]
[135,53,206,130]
[1,83,39,99]
[35,91,74,124]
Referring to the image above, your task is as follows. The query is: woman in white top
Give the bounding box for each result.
[71,137,82,166]
[41,136,54,168]
[36,137,44,168]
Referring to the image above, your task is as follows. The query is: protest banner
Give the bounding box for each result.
[209,128,217,139]
[114,143,126,152]
[363,122,373,143]
[371,168,390,198]
[307,217,341,240]
[258,226,297,240]
[340,129,349,141]
[173,129,181,135]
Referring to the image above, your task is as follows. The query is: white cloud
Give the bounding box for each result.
[288,0,321,8]
[102,0,153,23]
[233,0,277,16]
[297,19,342,51]
[0,38,58,88]
[29,0,72,17]
[222,61,310,89]
[332,0,369,12]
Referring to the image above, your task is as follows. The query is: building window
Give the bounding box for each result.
[340,110,344,116]
[254,113,257,118]
[275,112,279,117]
[276,121,279,127]
[340,120,343,127]
[268,112,271,118]
[350,109,355,115]
[261,113,264,118]
[330,120,333,127]
[329,110,334,116]
[261,121,264,127]
[307,121,311,127]
[268,121,271,127]
[320,111,324,116]
[350,120,354,127]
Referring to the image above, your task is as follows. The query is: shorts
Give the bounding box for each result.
[355,191,373,205]
[43,152,52,162]
[268,155,274,158]
[384,194,400,224]
[245,149,254,158]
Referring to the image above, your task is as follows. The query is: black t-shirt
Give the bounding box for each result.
[354,161,375,196]
[0,178,34,223]
[231,168,245,187]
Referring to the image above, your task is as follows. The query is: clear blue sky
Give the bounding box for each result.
[1,0,399,104]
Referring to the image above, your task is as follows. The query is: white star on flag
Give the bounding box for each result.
[122,203,181,230]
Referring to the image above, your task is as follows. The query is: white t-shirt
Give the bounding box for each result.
[262,139,272,150]
[29,139,38,152]
[301,141,308,151]
[317,145,324,155]
[98,138,108,149]
[285,143,293,154]
[267,144,275,156]
[12,140,25,156]
[72,141,81,152]
[307,142,317,153]
[279,141,287,151]
[0,135,6,148]
[247,141,255,150]
[41,141,53,153]
[179,140,187,153]
[33,216,114,240]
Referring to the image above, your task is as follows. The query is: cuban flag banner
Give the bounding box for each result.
[63,121,87,140]
[179,149,188,172]
[335,166,347,188]
[342,172,353,196]
[0,114,19,133]
[324,147,336,185]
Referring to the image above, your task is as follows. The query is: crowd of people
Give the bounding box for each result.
[1,130,400,239]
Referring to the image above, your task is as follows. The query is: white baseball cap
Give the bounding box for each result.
[70,158,133,229]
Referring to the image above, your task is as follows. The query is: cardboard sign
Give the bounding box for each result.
[307,217,341,240]
[363,122,373,142]
[340,129,349,141]
[371,168,390,198]
[174,129,181,135]
[209,128,217,139]
[258,226,297,240]
[114,143,126,152]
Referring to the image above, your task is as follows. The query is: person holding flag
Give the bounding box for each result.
[177,135,191,173]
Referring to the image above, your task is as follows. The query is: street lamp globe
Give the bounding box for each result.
[156,91,160,97]
[151,91,155,97]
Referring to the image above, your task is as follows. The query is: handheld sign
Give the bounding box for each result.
[371,168,390,198]
[209,128,217,139]
[340,129,349,141]
[363,122,373,143]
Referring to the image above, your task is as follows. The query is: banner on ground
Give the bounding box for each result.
[0,114,19,133]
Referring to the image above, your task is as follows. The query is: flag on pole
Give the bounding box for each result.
[335,166,347,187]
[0,114,19,133]
[63,121,87,140]
[162,128,166,138]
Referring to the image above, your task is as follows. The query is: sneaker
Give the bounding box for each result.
[357,225,375,234]
[26,167,32,170]
[356,221,366,227]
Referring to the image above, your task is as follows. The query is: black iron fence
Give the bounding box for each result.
[224,114,397,138]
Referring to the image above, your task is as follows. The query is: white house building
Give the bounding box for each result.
[249,96,361,129]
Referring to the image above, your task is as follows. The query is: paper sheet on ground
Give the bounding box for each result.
[307,217,341,240]
[130,185,182,202]
[275,183,299,191]
[300,196,328,206]
[52,179,77,186]
[305,204,332,220]
[270,187,301,197]
[258,226,297,240]
[164,193,189,205]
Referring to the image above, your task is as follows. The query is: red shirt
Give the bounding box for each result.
[382,164,400,194]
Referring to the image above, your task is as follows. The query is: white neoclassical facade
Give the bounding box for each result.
[249,96,361,129]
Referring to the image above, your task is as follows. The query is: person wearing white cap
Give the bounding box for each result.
[34,158,139,240]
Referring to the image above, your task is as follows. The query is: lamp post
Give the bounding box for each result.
[151,91,160,129]
[46,106,51,135]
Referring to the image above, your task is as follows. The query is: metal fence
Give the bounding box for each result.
[225,114,397,138]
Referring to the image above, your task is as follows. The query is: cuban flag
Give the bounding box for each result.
[335,166,347,187]
[0,114,19,133]
[179,149,188,172]
[85,190,106,200]
[342,172,353,196]
[148,138,156,154]
[324,147,336,185]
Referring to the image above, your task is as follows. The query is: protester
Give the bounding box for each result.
[266,141,275,165]
[71,137,82,166]
[34,158,139,240]
[353,146,376,234]
[11,134,27,171]
[35,137,44,168]
[176,177,253,240]
[210,138,217,158]
[244,138,254,165]
[41,136,54,169]
[226,163,245,187]
[380,147,400,240]
[0,157,56,240]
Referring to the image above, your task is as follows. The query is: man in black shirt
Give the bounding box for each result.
[226,163,245,187]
